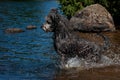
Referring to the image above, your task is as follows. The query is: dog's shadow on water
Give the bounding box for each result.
[53,31,120,80]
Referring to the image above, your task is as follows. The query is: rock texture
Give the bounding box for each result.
[5,28,24,33]
[26,25,37,30]
[70,4,116,32]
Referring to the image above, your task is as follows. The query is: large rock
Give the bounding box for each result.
[70,4,116,32]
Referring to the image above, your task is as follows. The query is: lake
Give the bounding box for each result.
[0,0,120,80]
[0,0,59,80]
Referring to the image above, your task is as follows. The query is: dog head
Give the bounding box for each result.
[42,9,59,32]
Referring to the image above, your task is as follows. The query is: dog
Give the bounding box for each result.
[42,9,109,64]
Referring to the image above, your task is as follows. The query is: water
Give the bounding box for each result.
[54,31,120,80]
[0,0,59,80]
[0,0,120,80]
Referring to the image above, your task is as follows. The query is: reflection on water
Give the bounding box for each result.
[0,0,120,80]
[0,0,59,80]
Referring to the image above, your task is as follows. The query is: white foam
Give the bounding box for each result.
[60,54,120,70]
[65,57,83,68]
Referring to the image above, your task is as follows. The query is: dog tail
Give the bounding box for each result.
[97,33,110,52]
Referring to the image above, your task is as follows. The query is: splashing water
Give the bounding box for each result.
[58,33,120,70]
[59,54,120,70]
[55,31,120,80]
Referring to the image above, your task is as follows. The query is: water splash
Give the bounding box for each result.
[59,54,120,70]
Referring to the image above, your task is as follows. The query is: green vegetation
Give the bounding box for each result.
[58,0,94,19]
[58,0,120,25]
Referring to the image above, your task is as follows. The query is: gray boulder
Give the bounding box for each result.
[70,4,116,32]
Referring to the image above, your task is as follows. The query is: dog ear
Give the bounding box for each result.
[49,9,59,22]
[50,8,58,14]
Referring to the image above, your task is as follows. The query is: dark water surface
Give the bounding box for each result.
[0,0,120,80]
[0,0,58,80]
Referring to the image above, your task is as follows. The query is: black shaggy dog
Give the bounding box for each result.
[42,9,109,64]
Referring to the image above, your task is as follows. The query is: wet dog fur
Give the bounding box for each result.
[42,9,109,64]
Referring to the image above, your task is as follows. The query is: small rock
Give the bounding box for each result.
[5,28,24,33]
[70,4,116,32]
[26,25,37,30]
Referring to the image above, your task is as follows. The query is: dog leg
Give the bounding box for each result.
[60,54,66,68]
